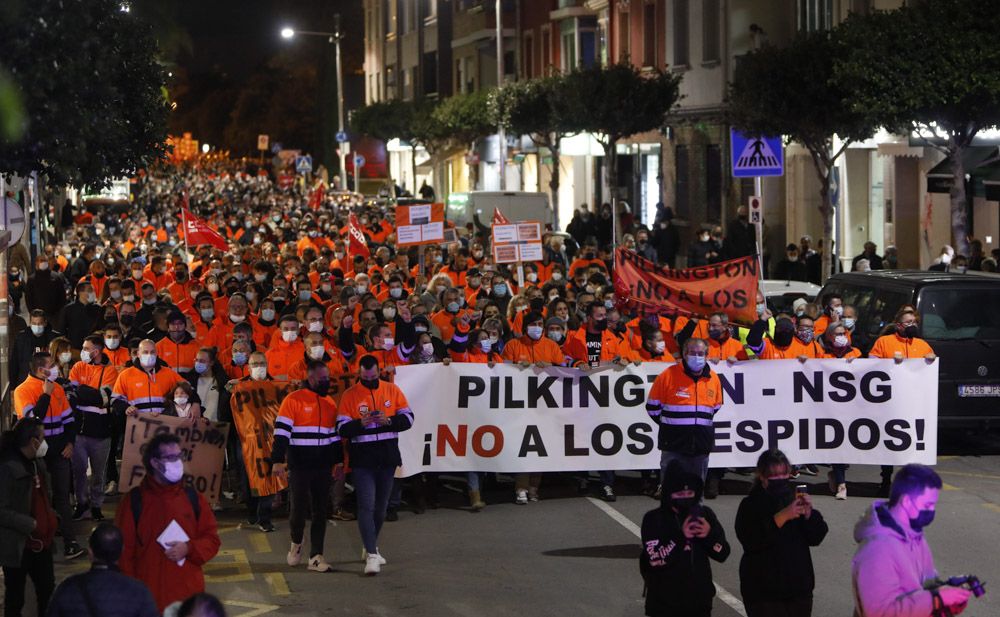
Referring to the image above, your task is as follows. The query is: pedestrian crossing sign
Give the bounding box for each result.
[730,129,784,178]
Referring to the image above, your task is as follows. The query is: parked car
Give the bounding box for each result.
[762,279,822,315]
[818,270,1000,425]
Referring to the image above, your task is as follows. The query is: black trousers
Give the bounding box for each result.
[44,452,75,545]
[745,595,813,617]
[288,466,332,558]
[3,546,55,617]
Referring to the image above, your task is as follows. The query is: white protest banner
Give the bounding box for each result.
[394,359,937,475]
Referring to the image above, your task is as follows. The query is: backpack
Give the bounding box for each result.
[129,484,201,531]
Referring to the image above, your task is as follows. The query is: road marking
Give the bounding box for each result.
[939,470,1000,482]
[249,533,272,554]
[941,482,960,491]
[264,572,290,596]
[223,600,280,617]
[982,503,1000,514]
[586,497,747,617]
[204,549,254,583]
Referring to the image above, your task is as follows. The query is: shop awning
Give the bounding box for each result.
[926,146,999,193]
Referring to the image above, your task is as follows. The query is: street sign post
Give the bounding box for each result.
[295,155,313,175]
[731,129,784,178]
[257,134,269,151]
[749,195,763,224]
[352,154,365,193]
[336,131,348,143]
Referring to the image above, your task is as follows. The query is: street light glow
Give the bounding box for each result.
[281,27,295,39]
[201,143,210,154]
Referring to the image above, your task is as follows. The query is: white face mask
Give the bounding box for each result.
[526,325,543,340]
[834,335,849,348]
[80,350,93,363]
[479,339,492,353]
[250,366,268,381]
[308,345,325,360]
[35,439,49,459]
[230,313,245,323]
[381,336,395,350]
[307,321,324,333]
[30,324,45,336]
[58,352,72,365]
[654,341,666,354]
[139,353,157,368]
[104,337,120,350]
[421,342,434,357]
[383,307,397,320]
[261,309,276,321]
[551,272,563,281]
[47,366,60,380]
[174,396,189,406]
[281,330,298,343]
[162,460,184,484]
[526,272,538,282]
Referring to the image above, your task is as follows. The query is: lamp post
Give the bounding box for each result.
[496,0,506,190]
[281,17,347,187]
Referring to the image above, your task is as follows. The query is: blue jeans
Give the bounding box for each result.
[354,467,395,554]
[831,464,849,485]
[659,451,709,485]
[467,472,481,492]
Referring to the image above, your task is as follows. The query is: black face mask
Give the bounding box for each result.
[120,314,135,327]
[310,380,330,397]
[765,478,792,499]
[909,508,935,532]
[669,496,699,514]
[593,319,608,332]
[900,324,919,339]
[773,329,794,347]
[709,328,726,341]
[360,378,380,390]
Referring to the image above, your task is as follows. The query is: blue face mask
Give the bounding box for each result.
[685,355,706,373]
[232,352,248,366]
[494,284,507,296]
[194,361,209,375]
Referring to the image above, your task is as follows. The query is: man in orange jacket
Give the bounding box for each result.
[564,302,636,368]
[156,312,200,377]
[501,311,566,366]
[115,433,220,612]
[266,315,307,381]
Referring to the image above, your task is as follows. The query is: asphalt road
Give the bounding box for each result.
[28,439,1000,617]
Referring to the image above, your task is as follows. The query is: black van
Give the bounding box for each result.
[818,270,1000,425]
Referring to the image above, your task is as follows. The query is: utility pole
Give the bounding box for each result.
[496,0,506,190]
[333,14,347,188]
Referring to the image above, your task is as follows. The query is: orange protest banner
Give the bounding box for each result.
[613,247,760,326]
[395,203,445,246]
[230,381,294,498]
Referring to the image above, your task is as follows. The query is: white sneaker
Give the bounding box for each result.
[362,549,387,565]
[364,553,382,575]
[308,554,332,572]
[104,481,117,496]
[515,489,528,505]
[287,542,303,566]
[527,487,539,502]
[836,484,848,500]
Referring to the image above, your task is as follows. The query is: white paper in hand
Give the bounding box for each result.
[157,519,190,566]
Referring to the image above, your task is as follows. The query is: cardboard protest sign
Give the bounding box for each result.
[121,414,230,503]
[395,203,445,246]
[230,381,294,497]
[395,360,938,475]
[614,247,760,326]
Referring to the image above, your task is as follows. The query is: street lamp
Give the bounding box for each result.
[201,143,210,154]
[279,17,347,188]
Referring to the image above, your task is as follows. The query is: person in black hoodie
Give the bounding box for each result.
[639,460,730,617]
[11,310,62,384]
[735,449,828,617]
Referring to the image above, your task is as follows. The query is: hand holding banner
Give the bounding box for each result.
[614,247,759,326]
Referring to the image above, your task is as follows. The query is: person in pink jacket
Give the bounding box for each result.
[851,464,971,617]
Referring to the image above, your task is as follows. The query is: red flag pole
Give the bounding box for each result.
[180,193,190,262]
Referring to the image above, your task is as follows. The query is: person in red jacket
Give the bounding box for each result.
[115,433,220,612]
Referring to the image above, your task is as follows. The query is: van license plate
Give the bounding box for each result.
[958,385,1000,397]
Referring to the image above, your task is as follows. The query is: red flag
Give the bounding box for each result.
[348,213,370,258]
[182,207,229,251]
[492,208,510,225]
[308,182,326,210]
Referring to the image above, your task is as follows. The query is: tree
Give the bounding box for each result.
[432,89,495,190]
[554,63,682,244]
[834,0,1000,258]
[0,0,168,188]
[351,98,441,194]
[491,75,584,224]
[728,30,876,282]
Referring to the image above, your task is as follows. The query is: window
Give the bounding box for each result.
[798,0,833,32]
[387,0,397,36]
[424,0,437,20]
[541,27,552,74]
[504,51,516,78]
[580,28,597,68]
[423,52,438,94]
[403,67,413,99]
[672,0,689,67]
[706,145,722,223]
[561,30,576,71]
[675,145,690,218]
[523,32,534,78]
[643,3,656,67]
[401,0,417,34]
[617,7,630,61]
[850,0,870,15]
[702,0,720,64]
[919,288,1000,341]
